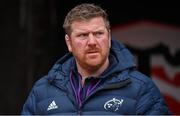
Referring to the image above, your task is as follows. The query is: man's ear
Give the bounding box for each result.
[108,30,111,48]
[65,34,72,52]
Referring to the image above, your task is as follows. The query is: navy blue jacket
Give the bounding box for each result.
[21,39,170,115]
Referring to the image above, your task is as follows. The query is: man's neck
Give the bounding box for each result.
[77,59,109,85]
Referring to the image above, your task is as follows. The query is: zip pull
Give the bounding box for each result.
[78,109,81,115]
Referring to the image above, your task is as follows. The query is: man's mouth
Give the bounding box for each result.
[87,51,98,53]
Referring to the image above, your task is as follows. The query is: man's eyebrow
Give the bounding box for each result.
[73,28,105,34]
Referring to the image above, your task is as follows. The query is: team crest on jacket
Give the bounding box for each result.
[104,98,123,111]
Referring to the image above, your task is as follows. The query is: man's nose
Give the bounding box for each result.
[87,33,97,45]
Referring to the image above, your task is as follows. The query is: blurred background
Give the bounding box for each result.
[0,0,179,114]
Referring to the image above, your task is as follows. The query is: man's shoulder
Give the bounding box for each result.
[128,70,163,96]
[129,70,155,86]
[32,75,50,90]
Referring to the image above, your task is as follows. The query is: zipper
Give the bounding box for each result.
[69,70,84,114]
[77,108,82,115]
[77,80,83,116]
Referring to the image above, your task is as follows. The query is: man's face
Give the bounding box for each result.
[65,17,111,70]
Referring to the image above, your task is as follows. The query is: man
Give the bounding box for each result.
[21,3,170,115]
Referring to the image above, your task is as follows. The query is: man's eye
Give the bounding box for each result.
[94,32,103,37]
[78,34,88,38]
[81,34,88,37]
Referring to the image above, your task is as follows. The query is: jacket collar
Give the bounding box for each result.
[47,38,136,85]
